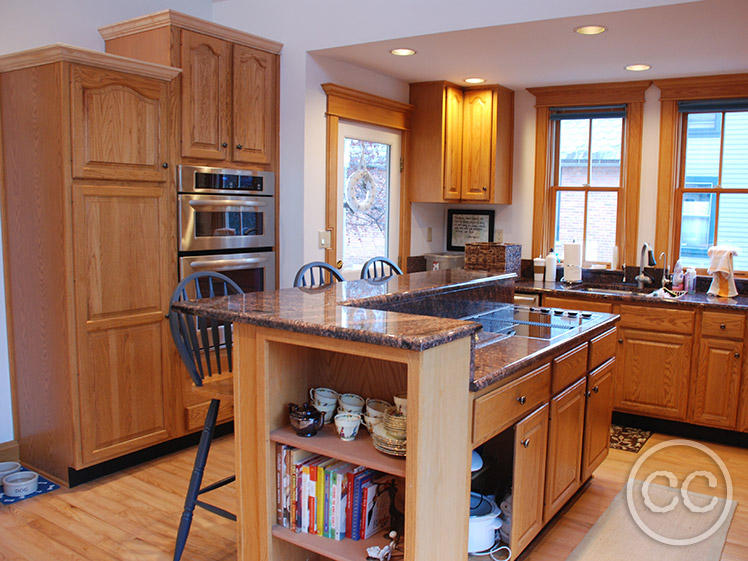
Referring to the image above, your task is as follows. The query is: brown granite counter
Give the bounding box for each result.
[172,270,618,392]
[515,279,748,310]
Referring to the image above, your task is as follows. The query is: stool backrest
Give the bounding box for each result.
[293,261,344,287]
[360,256,403,279]
[169,272,243,387]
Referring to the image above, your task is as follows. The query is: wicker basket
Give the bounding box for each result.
[464,243,521,274]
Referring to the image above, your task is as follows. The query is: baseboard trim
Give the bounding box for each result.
[0,439,19,462]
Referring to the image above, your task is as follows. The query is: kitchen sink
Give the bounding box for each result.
[576,286,644,295]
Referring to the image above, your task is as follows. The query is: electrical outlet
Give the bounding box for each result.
[495,229,503,243]
[318,230,331,249]
[427,227,433,243]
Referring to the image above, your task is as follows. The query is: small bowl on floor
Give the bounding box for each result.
[0,461,21,481]
[3,471,38,497]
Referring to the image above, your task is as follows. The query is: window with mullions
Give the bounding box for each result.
[676,100,748,272]
[550,107,624,263]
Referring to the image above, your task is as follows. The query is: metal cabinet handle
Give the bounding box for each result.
[522,438,530,448]
[593,386,600,393]
[736,352,741,359]
[162,162,169,169]
[517,395,527,405]
[222,142,228,148]
[585,390,592,398]
[236,144,243,149]
[618,339,623,344]
[720,324,727,330]
[482,186,487,192]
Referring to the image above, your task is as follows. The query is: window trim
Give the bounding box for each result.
[528,80,650,265]
[654,73,748,273]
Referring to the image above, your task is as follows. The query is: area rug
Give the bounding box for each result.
[610,424,652,452]
[0,467,59,505]
[566,480,736,561]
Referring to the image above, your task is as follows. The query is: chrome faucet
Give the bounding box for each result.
[635,243,656,289]
[659,251,670,288]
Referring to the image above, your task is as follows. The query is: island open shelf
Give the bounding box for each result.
[271,424,406,478]
[272,525,392,561]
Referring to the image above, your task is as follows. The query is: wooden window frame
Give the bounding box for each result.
[321,84,414,270]
[654,73,748,275]
[528,81,650,266]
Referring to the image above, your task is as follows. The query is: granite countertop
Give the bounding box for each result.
[515,279,748,310]
[173,270,619,392]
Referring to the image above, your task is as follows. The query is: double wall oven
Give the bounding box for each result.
[178,165,276,293]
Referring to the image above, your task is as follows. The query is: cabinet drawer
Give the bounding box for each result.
[619,304,694,334]
[701,311,746,340]
[589,328,617,371]
[542,296,613,313]
[552,343,588,394]
[473,364,551,445]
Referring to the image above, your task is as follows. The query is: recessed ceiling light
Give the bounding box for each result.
[625,63,652,72]
[574,25,607,35]
[464,77,486,84]
[390,48,416,57]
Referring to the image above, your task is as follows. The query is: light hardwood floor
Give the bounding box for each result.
[1,432,746,560]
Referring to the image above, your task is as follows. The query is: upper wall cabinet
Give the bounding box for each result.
[409,81,514,204]
[100,9,281,170]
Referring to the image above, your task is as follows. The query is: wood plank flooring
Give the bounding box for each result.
[0,432,746,560]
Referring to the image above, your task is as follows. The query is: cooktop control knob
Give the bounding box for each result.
[553,309,564,315]
[581,311,592,318]
[540,308,551,314]
[567,311,578,317]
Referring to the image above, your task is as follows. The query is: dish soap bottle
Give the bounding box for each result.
[544,249,558,283]
[672,259,684,291]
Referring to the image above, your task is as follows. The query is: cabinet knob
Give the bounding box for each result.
[222,142,228,148]
[585,390,592,398]
[593,385,600,393]
[162,162,169,169]
[720,324,727,330]
[522,438,530,448]
[618,339,623,344]
[236,144,243,149]
[482,186,487,192]
[735,352,741,359]
[517,395,527,405]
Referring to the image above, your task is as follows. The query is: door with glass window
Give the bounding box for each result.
[336,122,401,280]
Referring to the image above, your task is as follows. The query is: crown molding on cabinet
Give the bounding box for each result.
[0,43,181,80]
[98,9,283,55]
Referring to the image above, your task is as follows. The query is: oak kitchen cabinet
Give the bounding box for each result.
[408,81,514,204]
[0,45,180,484]
[100,9,281,169]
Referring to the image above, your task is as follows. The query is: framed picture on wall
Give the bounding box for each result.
[446,209,495,251]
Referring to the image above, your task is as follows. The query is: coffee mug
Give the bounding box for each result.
[337,393,365,414]
[365,398,392,419]
[334,413,361,441]
[313,401,337,424]
[393,392,407,416]
[309,387,338,407]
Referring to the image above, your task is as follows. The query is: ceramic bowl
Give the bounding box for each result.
[3,470,38,497]
[0,461,21,481]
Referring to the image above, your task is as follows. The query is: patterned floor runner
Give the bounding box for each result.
[609,424,652,453]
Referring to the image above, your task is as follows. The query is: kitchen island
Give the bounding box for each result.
[173,270,619,560]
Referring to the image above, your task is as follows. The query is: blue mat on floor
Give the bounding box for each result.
[1,467,59,505]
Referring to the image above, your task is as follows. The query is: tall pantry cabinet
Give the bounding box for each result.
[0,45,180,484]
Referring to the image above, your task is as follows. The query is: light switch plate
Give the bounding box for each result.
[495,229,503,243]
[318,230,331,249]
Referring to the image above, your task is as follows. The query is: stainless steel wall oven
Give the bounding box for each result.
[178,165,276,292]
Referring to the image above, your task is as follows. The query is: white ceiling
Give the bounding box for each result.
[310,0,748,91]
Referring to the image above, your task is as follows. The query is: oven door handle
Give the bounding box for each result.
[188,199,268,209]
[189,257,271,272]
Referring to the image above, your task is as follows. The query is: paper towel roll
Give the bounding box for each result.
[564,243,583,282]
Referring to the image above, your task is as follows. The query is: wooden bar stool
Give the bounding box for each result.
[168,272,243,561]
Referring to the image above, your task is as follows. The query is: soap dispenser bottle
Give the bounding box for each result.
[544,249,558,283]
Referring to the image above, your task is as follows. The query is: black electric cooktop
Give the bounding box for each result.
[463,304,597,343]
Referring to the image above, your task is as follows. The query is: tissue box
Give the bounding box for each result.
[465,243,521,274]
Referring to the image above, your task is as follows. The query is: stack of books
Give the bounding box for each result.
[276,444,393,541]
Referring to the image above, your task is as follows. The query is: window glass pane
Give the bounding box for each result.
[590,118,622,187]
[717,193,748,270]
[721,112,748,188]
[558,119,589,186]
[585,191,618,262]
[684,113,722,188]
[554,190,585,260]
[679,192,716,269]
[342,138,390,268]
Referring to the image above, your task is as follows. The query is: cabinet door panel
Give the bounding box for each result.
[461,89,493,201]
[511,403,548,554]
[614,328,692,420]
[582,359,614,480]
[181,30,230,160]
[71,65,168,182]
[232,45,275,165]
[544,377,586,521]
[690,338,742,429]
[442,85,463,200]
